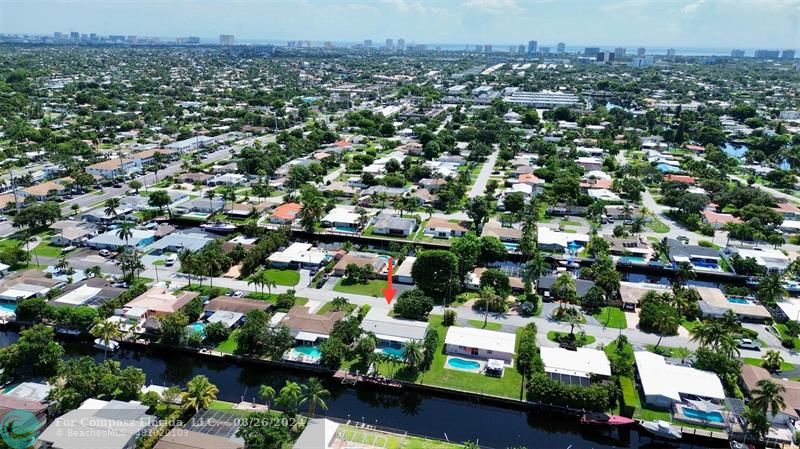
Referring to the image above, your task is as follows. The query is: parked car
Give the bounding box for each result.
[231,291,244,298]
[165,254,177,266]
[737,338,760,351]
[99,249,111,257]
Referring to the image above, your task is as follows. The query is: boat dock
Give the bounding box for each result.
[334,370,403,388]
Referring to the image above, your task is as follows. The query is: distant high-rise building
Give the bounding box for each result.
[69,31,79,40]
[614,47,626,59]
[539,46,550,54]
[630,56,655,68]
[324,41,333,49]
[385,38,394,50]
[517,44,526,55]
[187,36,200,44]
[584,47,600,57]
[666,48,676,57]
[508,46,515,54]
[782,49,796,59]
[54,32,63,39]
[397,38,405,50]
[364,39,372,48]
[755,49,780,59]
[556,42,565,53]
[637,47,646,57]
[89,33,98,41]
[219,34,234,46]
[485,44,492,53]
[596,51,615,63]
[731,49,745,58]
[527,40,538,55]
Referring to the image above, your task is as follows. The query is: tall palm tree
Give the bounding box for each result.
[248,270,265,295]
[178,249,195,287]
[181,375,219,413]
[116,221,134,247]
[402,340,425,370]
[104,197,121,222]
[90,319,121,360]
[757,273,785,308]
[523,250,546,293]
[299,378,330,417]
[480,287,502,328]
[204,253,224,290]
[690,321,727,349]
[653,308,680,349]
[630,215,646,236]
[750,379,787,416]
[651,237,669,262]
[205,190,216,212]
[258,385,276,408]
[761,350,785,373]
[276,381,302,417]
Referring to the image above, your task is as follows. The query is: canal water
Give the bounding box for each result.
[0,329,723,448]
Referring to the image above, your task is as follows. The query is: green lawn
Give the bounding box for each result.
[333,279,389,297]
[0,238,22,249]
[591,307,627,329]
[339,425,462,449]
[546,331,596,346]
[31,238,67,258]
[245,292,309,307]
[262,268,300,286]
[743,357,794,372]
[647,217,670,233]
[775,323,800,350]
[316,301,357,315]
[412,315,524,399]
[644,344,685,358]
[215,329,239,354]
[467,319,501,331]
[681,318,702,333]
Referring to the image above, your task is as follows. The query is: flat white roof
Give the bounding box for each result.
[394,256,416,277]
[445,326,516,355]
[361,308,428,342]
[634,351,725,402]
[321,208,360,224]
[540,347,611,378]
[52,285,102,306]
[268,242,327,265]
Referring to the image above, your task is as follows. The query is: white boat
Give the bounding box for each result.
[93,338,120,352]
[200,221,237,233]
[640,420,681,440]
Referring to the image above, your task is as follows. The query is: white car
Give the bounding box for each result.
[737,338,760,350]
[231,291,244,298]
[165,254,177,266]
[99,249,111,257]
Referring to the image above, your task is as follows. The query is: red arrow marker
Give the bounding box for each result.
[382,257,397,305]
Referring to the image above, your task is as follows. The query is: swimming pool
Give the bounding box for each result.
[727,297,750,305]
[334,226,357,233]
[620,256,646,264]
[503,242,520,251]
[681,407,724,423]
[183,211,210,220]
[447,357,481,370]
[187,322,206,337]
[291,345,322,359]
[0,302,16,316]
[379,346,405,359]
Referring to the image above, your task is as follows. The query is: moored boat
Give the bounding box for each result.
[640,420,681,440]
[93,338,120,352]
[200,221,237,232]
[580,413,635,426]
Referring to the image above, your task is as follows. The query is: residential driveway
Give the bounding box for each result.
[468,150,499,198]
[624,311,640,331]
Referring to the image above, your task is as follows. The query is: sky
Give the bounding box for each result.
[1,0,798,49]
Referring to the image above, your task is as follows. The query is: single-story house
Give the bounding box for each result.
[701,209,741,229]
[423,217,469,239]
[606,235,651,260]
[537,227,590,252]
[147,232,212,254]
[667,238,721,271]
[321,208,361,230]
[332,252,388,277]
[537,275,596,300]
[360,308,428,348]
[81,206,135,223]
[394,256,415,284]
[50,226,95,247]
[0,270,64,301]
[728,246,791,273]
[481,220,521,243]
[372,214,416,237]
[618,281,671,310]
[418,178,447,192]
[179,173,214,184]
[774,202,800,220]
[207,173,247,186]
[444,326,516,364]
[663,174,696,184]
[121,287,199,322]
[634,351,725,408]
[86,229,156,250]
[280,306,346,342]
[21,180,68,200]
[37,398,155,449]
[204,296,272,316]
[173,199,225,215]
[268,242,329,268]
[696,286,771,322]
[121,191,188,210]
[604,205,641,221]
[740,364,800,442]
[269,203,301,225]
[49,279,125,308]
[540,346,611,386]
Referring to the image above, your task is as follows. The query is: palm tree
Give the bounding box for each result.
[479,287,502,328]
[523,250,546,293]
[104,197,120,221]
[402,339,425,370]
[276,381,302,416]
[653,308,680,349]
[651,237,669,262]
[552,273,577,310]
[672,347,693,363]
[116,221,134,247]
[90,319,121,360]
[757,273,785,308]
[299,378,330,417]
[204,254,224,290]
[750,379,787,416]
[630,215,646,236]
[248,270,265,295]
[205,190,216,212]
[761,350,785,373]
[258,385,276,408]
[690,321,727,349]
[181,375,219,413]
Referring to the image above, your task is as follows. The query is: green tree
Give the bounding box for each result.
[410,250,460,302]
[299,377,330,417]
[181,375,219,413]
[90,319,121,360]
[402,339,425,370]
[750,379,787,416]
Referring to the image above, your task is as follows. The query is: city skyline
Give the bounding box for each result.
[1,0,798,49]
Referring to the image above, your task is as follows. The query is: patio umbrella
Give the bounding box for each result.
[686,399,722,413]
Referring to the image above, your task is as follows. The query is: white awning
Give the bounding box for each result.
[295,331,327,342]
[487,359,505,370]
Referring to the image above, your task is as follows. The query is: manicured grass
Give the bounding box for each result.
[245,292,309,307]
[645,344,683,358]
[412,315,524,399]
[262,268,300,286]
[775,323,800,350]
[546,331,596,346]
[31,238,67,258]
[152,259,166,266]
[339,425,461,449]
[681,318,702,333]
[215,329,239,354]
[0,238,22,249]
[742,357,794,372]
[647,217,670,233]
[467,319,501,331]
[207,399,263,416]
[315,301,356,315]
[333,278,389,297]
[592,307,627,329]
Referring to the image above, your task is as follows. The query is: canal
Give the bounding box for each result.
[0,329,723,448]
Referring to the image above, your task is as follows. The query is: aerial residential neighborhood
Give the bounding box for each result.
[0,2,798,448]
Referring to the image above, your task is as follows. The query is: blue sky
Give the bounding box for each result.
[1,0,798,48]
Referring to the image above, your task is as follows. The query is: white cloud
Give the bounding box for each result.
[682,0,706,14]
[463,0,523,14]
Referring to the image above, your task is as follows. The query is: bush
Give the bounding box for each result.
[204,322,230,346]
[442,309,457,326]
[519,301,538,317]
[275,291,296,311]
[527,373,615,411]
[699,224,715,237]
[357,304,371,321]
[516,323,541,375]
[782,337,795,349]
[698,240,715,248]
[393,289,434,320]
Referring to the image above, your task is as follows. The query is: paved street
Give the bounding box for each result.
[468,149,499,198]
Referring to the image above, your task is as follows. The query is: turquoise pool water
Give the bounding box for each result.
[620,256,646,263]
[292,345,322,358]
[503,242,520,251]
[682,407,724,423]
[187,322,206,337]
[727,297,750,305]
[380,346,405,359]
[184,211,210,219]
[447,357,481,370]
[0,302,16,315]
[334,226,357,233]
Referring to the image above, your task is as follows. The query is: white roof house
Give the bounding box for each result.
[50,285,103,307]
[729,247,791,273]
[537,227,590,250]
[444,326,516,356]
[268,242,328,266]
[321,208,360,227]
[206,310,244,328]
[540,347,611,385]
[360,308,428,344]
[634,351,725,408]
